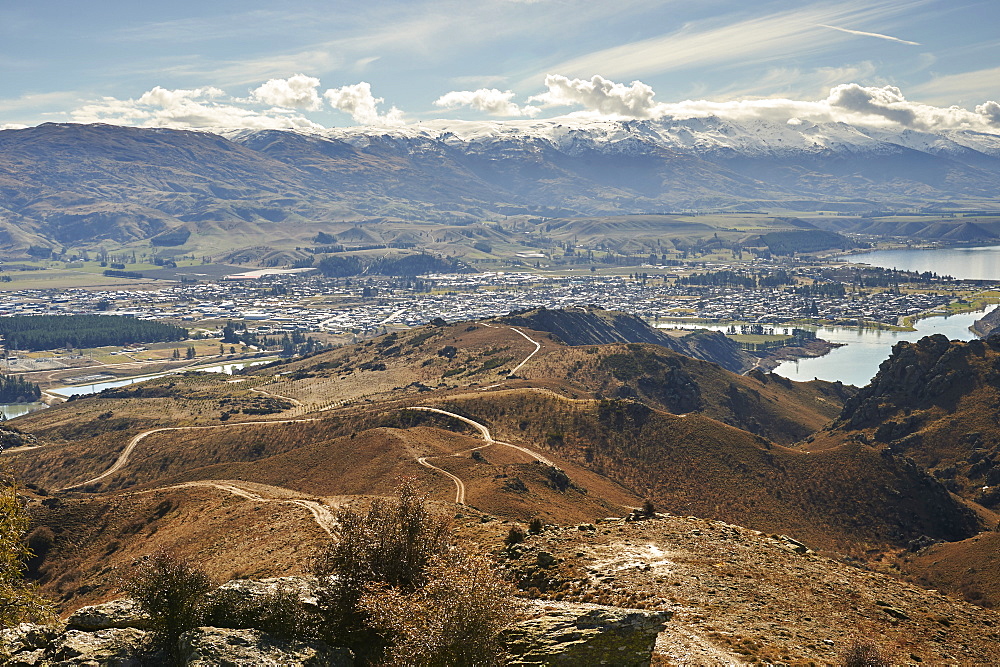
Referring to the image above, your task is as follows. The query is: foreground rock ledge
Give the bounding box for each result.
[2,594,671,666]
[504,600,672,666]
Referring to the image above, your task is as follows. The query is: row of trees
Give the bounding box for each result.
[0,315,187,352]
[0,374,41,403]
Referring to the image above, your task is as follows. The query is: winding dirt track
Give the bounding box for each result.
[171,480,336,535]
[58,418,320,491]
[410,406,552,466]
[54,324,549,516]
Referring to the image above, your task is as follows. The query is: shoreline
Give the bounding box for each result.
[753,338,845,373]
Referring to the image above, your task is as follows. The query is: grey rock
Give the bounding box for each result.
[1,623,61,654]
[178,627,352,666]
[48,627,148,666]
[504,601,671,666]
[208,576,319,610]
[66,598,150,631]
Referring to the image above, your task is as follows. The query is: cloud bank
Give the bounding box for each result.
[64,73,1000,134]
[71,76,404,130]
[434,88,539,117]
[324,82,403,126]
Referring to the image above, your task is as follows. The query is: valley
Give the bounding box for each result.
[2,119,1000,663]
[4,304,1000,662]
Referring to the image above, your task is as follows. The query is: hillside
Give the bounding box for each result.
[497,306,754,373]
[809,334,1000,508]
[2,120,1000,253]
[3,310,1000,660]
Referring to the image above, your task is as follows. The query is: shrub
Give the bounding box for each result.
[311,481,453,656]
[203,587,320,641]
[361,550,518,666]
[842,639,891,667]
[0,473,52,628]
[123,551,213,662]
[504,526,526,547]
[527,517,544,535]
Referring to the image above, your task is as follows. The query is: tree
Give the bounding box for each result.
[185,346,195,360]
[0,467,52,628]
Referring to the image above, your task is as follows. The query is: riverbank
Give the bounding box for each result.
[754,339,845,373]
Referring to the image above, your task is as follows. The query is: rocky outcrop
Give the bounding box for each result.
[973,307,1000,337]
[503,601,671,666]
[178,627,352,666]
[66,598,150,631]
[4,586,670,665]
[498,307,754,373]
[1,623,148,667]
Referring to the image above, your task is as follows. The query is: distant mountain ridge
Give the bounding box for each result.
[1,119,1000,249]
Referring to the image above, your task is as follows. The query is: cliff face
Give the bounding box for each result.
[972,305,1000,337]
[497,307,754,373]
[819,334,1000,510]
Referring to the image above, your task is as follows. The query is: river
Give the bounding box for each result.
[770,307,993,386]
[0,360,271,420]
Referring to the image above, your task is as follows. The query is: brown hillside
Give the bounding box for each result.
[419,389,979,553]
[899,530,1000,608]
[809,335,1000,509]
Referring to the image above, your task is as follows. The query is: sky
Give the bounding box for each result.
[2,0,1000,133]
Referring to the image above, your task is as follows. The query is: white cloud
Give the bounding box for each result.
[826,83,917,126]
[324,82,403,126]
[976,101,1000,126]
[72,85,324,131]
[818,24,919,45]
[525,73,1000,133]
[434,88,539,117]
[529,75,661,118]
[250,74,323,110]
[910,65,1000,106]
[527,1,928,84]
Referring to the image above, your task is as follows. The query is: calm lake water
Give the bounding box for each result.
[771,307,993,386]
[658,305,996,387]
[849,244,1000,281]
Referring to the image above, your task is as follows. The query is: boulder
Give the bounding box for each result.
[66,598,150,631]
[503,601,671,666]
[1,623,61,659]
[178,627,353,666]
[48,627,149,665]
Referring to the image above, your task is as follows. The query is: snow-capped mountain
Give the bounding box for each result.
[0,117,999,249]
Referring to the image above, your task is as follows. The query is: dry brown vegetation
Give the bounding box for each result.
[4,312,1000,655]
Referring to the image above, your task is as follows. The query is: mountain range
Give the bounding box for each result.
[2,119,1000,251]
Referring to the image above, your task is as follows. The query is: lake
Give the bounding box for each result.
[771,307,993,386]
[658,305,995,387]
[849,244,1000,281]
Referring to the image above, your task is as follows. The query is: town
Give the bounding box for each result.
[0,259,987,343]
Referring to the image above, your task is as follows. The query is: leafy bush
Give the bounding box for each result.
[311,481,453,655]
[361,550,517,666]
[123,551,213,662]
[0,470,52,628]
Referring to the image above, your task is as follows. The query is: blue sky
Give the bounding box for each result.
[2,0,999,131]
